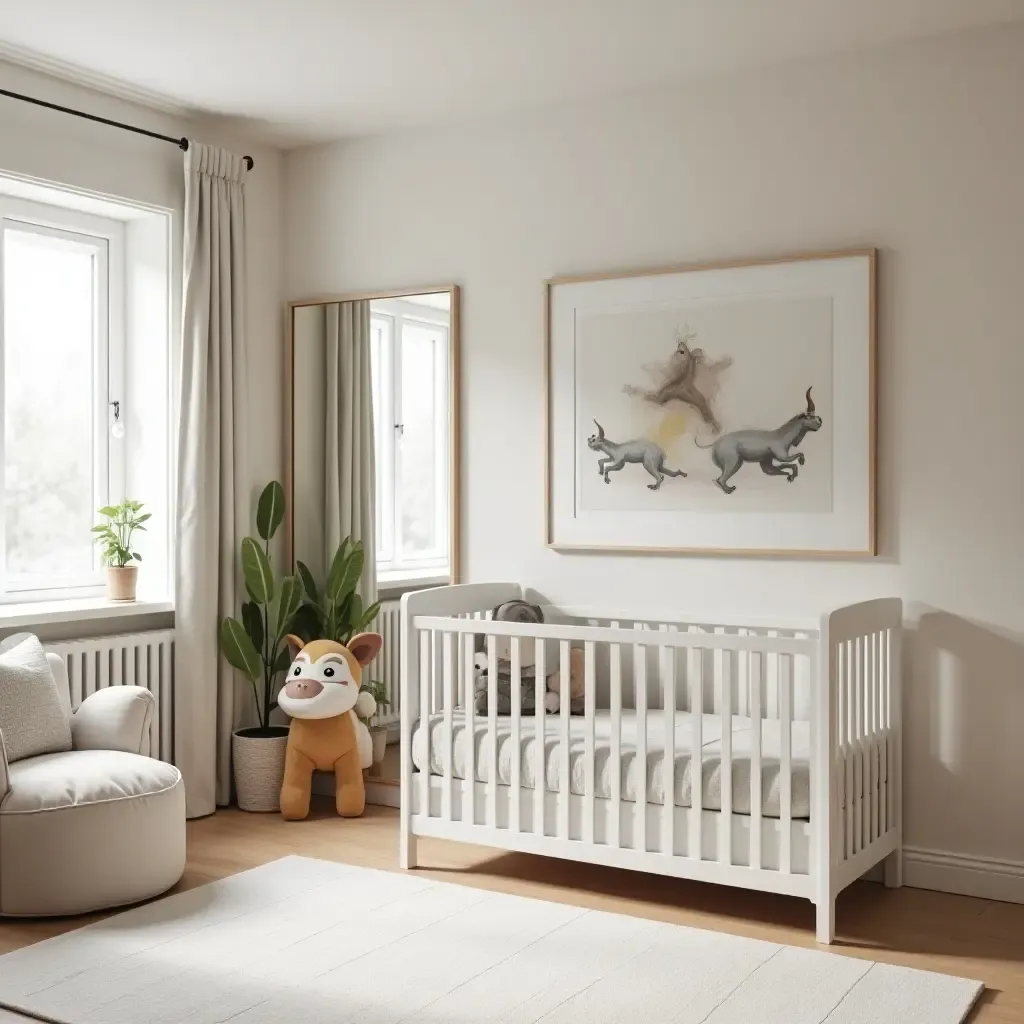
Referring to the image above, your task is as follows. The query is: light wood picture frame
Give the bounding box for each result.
[546,250,876,557]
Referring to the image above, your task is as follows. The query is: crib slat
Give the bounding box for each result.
[661,626,676,856]
[487,634,498,828]
[583,640,596,844]
[510,637,522,834]
[871,631,880,845]
[634,630,648,852]
[419,630,431,820]
[766,632,779,719]
[844,641,854,861]
[534,638,546,837]
[864,636,871,848]
[780,652,793,874]
[610,628,622,849]
[464,632,476,826]
[855,637,864,855]
[750,651,762,871]
[558,641,571,839]
[689,634,703,861]
[443,632,454,821]
[719,638,732,865]
[880,631,888,835]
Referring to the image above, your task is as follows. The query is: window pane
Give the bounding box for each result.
[399,322,444,561]
[4,228,98,585]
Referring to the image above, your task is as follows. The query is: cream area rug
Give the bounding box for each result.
[0,856,982,1024]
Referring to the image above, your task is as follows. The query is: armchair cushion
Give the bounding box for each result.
[0,635,71,763]
[72,686,155,756]
[2,748,179,814]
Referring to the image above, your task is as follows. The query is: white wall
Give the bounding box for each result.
[283,25,1024,867]
[0,60,285,600]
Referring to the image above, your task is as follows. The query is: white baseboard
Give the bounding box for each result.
[903,845,1024,904]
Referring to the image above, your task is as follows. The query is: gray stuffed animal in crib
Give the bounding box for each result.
[473,600,585,716]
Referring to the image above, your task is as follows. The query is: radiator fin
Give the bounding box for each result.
[45,630,175,763]
[369,600,401,728]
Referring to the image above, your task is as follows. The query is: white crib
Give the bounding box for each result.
[399,582,903,943]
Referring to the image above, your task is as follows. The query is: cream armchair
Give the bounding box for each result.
[0,653,185,916]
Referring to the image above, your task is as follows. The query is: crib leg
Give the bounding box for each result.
[815,897,836,944]
[883,845,903,888]
[400,827,419,870]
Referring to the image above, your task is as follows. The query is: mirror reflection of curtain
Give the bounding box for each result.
[324,300,376,607]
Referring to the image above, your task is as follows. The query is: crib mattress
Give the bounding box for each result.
[411,710,831,820]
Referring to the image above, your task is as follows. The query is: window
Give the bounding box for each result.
[0,197,124,599]
[370,296,450,581]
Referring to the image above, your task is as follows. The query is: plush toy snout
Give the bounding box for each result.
[284,677,324,700]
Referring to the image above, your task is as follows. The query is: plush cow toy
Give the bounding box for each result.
[278,633,381,820]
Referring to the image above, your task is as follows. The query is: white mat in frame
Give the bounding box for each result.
[0,856,981,1023]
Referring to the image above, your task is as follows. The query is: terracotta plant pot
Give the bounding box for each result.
[232,727,289,812]
[106,565,138,602]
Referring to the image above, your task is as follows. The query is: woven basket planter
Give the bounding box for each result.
[232,727,289,812]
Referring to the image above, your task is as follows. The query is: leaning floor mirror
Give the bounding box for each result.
[286,286,460,797]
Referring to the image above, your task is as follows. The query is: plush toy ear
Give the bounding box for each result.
[348,632,383,667]
[285,634,306,659]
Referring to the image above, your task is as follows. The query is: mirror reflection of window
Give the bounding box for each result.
[369,294,450,585]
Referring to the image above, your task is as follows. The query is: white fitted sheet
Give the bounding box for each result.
[411,710,850,820]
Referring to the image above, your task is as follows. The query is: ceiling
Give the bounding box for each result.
[0,0,1022,147]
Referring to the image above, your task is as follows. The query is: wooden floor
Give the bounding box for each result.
[2,800,1021,1022]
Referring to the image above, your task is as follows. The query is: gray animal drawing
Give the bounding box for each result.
[587,420,687,490]
[623,326,733,433]
[695,387,822,494]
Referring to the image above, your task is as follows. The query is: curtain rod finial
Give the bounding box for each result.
[244,155,254,171]
[178,137,189,151]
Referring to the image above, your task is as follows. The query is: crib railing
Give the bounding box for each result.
[400,585,902,940]
[403,601,818,892]
[826,599,903,893]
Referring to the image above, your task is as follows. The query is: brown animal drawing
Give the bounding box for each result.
[624,326,732,433]
[278,633,381,821]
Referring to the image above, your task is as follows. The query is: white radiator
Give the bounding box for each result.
[45,630,174,763]
[369,600,401,729]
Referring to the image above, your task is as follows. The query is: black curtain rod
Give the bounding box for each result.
[0,86,254,170]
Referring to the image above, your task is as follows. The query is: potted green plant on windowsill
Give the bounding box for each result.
[219,481,303,812]
[92,499,150,601]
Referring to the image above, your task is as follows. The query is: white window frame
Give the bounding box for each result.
[0,196,126,602]
[371,298,450,581]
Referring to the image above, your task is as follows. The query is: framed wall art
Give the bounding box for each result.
[545,249,876,556]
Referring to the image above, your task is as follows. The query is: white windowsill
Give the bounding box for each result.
[0,597,174,629]
[377,569,450,600]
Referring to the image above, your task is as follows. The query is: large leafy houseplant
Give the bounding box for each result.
[291,538,381,646]
[218,482,302,734]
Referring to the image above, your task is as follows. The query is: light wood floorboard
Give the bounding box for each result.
[1,800,1020,1022]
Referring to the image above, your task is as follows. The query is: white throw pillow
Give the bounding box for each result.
[0,635,72,763]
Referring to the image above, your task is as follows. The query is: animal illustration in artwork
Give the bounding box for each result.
[623,326,732,433]
[588,420,687,490]
[278,633,381,821]
[696,387,822,495]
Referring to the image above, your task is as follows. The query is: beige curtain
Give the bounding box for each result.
[324,301,376,607]
[174,143,249,817]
